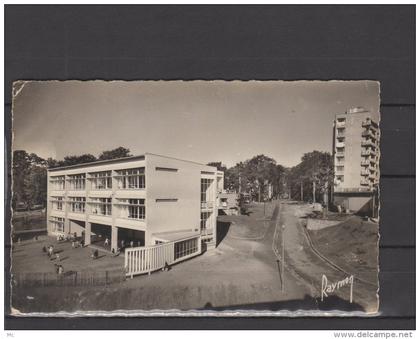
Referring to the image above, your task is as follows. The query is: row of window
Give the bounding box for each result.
[50,168,145,191]
[51,197,146,220]
[174,238,199,260]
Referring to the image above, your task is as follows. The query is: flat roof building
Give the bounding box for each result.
[333,107,380,215]
[47,153,223,255]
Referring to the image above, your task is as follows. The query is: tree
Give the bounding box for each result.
[11,146,134,209]
[12,150,32,208]
[98,147,132,160]
[271,164,287,199]
[46,157,60,168]
[61,154,97,166]
[224,161,246,193]
[12,150,48,209]
[287,151,333,204]
[244,155,277,202]
[26,165,47,207]
[224,155,288,202]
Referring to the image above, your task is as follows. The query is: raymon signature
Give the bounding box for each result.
[321,274,354,303]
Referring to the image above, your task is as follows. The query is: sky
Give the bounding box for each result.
[12,80,380,168]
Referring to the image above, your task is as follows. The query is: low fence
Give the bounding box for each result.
[12,269,126,287]
[125,235,201,277]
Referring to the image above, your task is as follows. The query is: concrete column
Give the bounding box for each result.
[213,176,218,246]
[65,219,71,235]
[111,226,118,252]
[85,221,91,245]
[111,169,118,249]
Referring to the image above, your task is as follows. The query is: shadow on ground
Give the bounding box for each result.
[200,294,365,312]
[216,221,231,247]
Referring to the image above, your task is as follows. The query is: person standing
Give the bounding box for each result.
[48,246,54,257]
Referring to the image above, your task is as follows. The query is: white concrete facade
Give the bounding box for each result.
[47,153,222,252]
[333,107,380,193]
[332,107,380,214]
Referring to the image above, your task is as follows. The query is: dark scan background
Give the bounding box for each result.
[4,5,415,330]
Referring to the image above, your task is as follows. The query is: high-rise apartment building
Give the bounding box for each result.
[333,107,380,215]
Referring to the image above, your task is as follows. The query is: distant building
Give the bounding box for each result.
[332,107,380,216]
[47,153,223,254]
[217,191,239,215]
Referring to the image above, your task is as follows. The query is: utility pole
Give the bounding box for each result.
[281,224,286,292]
[324,181,329,209]
[312,180,316,204]
[300,181,303,201]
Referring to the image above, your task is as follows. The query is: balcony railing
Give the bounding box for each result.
[362,119,378,129]
[335,152,345,157]
[369,172,377,179]
[360,179,370,186]
[362,130,376,139]
[362,120,372,127]
[361,140,376,148]
[362,149,377,157]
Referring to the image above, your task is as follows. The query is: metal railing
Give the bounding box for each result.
[361,140,376,147]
